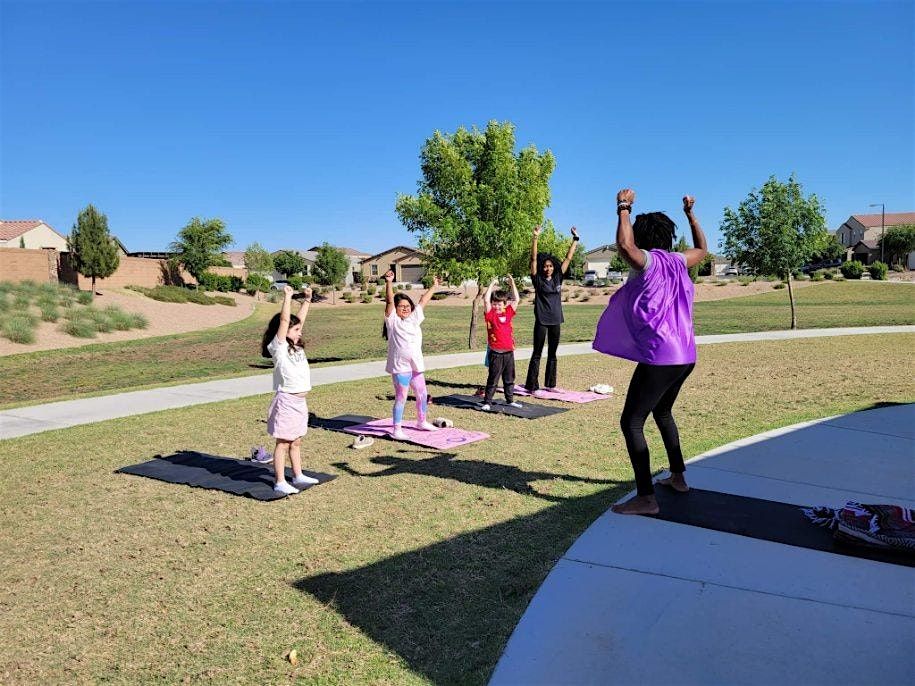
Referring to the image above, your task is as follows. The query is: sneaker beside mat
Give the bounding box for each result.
[117,451,336,501]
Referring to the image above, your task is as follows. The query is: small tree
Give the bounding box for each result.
[812,234,846,263]
[68,204,120,294]
[19,236,25,249]
[697,252,715,276]
[169,217,233,285]
[879,225,915,268]
[396,121,555,347]
[313,243,348,304]
[721,174,827,329]
[273,249,307,278]
[674,236,699,282]
[609,253,629,274]
[244,242,274,276]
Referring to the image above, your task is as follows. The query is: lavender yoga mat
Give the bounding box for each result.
[509,385,610,403]
[342,418,489,449]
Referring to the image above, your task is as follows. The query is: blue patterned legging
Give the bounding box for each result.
[392,371,428,425]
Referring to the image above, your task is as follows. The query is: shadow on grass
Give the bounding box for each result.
[294,485,626,685]
[334,449,615,503]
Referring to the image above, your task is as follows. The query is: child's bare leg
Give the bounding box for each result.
[273,440,291,484]
[289,437,303,477]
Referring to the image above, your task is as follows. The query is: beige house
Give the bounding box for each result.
[583,244,619,277]
[835,212,915,248]
[0,220,68,250]
[308,245,370,285]
[361,246,427,283]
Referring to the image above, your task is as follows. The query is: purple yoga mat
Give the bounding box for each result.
[342,419,489,448]
[509,385,611,403]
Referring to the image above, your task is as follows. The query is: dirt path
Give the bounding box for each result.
[0,289,254,356]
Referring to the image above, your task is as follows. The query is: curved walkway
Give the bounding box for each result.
[1,325,913,440]
[490,403,915,685]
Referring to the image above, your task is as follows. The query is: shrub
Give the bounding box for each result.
[810,271,824,281]
[342,292,355,303]
[366,285,378,296]
[823,270,835,280]
[715,281,727,287]
[405,284,413,290]
[867,261,888,281]
[833,274,846,281]
[840,261,865,279]
[738,277,753,286]
[61,316,97,338]
[39,302,60,322]
[892,264,905,272]
[580,295,591,302]
[246,274,271,294]
[431,292,448,300]
[13,292,31,308]
[287,275,304,290]
[773,282,786,289]
[361,293,373,304]
[1,314,37,344]
[214,295,235,306]
[197,272,219,291]
[76,290,94,305]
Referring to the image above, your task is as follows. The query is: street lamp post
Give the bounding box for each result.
[869,203,885,262]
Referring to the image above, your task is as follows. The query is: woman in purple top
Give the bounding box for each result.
[593,189,708,515]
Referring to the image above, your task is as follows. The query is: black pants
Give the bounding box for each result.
[620,362,695,496]
[525,323,561,391]
[484,350,516,403]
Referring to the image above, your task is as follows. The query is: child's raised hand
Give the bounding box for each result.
[617,188,636,205]
[507,274,516,284]
[383,270,395,283]
[432,275,441,288]
[302,285,313,300]
[682,195,696,213]
[570,226,579,239]
[282,285,294,298]
[533,225,542,237]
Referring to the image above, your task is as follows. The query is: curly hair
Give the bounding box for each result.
[632,212,677,251]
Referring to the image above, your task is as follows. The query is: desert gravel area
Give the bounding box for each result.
[0,288,254,356]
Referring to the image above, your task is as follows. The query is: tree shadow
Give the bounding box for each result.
[425,378,483,391]
[333,449,614,503]
[294,485,626,684]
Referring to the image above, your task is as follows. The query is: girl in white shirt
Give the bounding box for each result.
[382,270,441,440]
[260,285,320,495]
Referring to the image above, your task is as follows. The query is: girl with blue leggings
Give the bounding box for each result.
[382,269,442,440]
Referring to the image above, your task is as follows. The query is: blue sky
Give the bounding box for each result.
[2,0,913,255]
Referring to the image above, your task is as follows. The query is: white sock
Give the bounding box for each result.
[293,473,319,486]
[274,481,300,495]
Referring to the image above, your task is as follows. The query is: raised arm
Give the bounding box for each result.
[484,277,497,313]
[295,285,313,321]
[383,270,395,317]
[277,285,294,342]
[508,274,520,308]
[530,225,541,276]
[615,188,647,270]
[680,195,708,268]
[560,226,580,274]
[418,275,441,308]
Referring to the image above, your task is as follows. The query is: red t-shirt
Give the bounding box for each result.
[485,305,516,351]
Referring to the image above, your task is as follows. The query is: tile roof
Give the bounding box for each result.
[850,212,915,228]
[307,245,370,257]
[0,220,63,241]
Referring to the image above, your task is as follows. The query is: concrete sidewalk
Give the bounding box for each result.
[489,403,915,685]
[1,325,913,440]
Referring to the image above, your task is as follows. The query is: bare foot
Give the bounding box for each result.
[611,495,659,515]
[656,473,689,492]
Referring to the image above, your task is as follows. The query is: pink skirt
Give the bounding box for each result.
[267,392,309,441]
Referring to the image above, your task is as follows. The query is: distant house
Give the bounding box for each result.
[270,249,317,283]
[308,245,371,285]
[223,251,246,269]
[835,212,915,268]
[361,246,427,283]
[583,244,618,277]
[0,220,68,251]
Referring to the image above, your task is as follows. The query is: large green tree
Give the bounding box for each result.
[273,249,307,277]
[313,243,348,304]
[812,234,846,263]
[721,174,828,328]
[169,217,233,284]
[395,120,555,347]
[68,204,120,294]
[879,225,915,267]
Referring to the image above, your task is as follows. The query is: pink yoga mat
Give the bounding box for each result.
[509,385,611,403]
[342,419,489,448]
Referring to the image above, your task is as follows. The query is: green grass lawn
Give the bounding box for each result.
[1,334,912,684]
[1,281,912,408]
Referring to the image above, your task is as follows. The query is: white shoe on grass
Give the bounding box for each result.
[508,401,523,409]
[274,481,300,495]
[292,474,320,487]
[416,421,439,431]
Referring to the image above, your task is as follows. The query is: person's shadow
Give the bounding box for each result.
[333,450,615,503]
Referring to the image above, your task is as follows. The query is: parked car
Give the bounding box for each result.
[270,280,289,290]
[722,266,739,277]
[802,259,843,273]
[583,270,598,286]
[607,270,624,281]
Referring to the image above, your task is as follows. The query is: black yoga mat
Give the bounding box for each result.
[117,451,336,501]
[653,486,915,568]
[308,414,375,432]
[433,394,568,419]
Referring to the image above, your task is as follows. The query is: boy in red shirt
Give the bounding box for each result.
[482,275,523,411]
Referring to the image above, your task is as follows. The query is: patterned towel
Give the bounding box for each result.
[803,502,915,554]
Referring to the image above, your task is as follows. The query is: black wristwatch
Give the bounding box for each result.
[572,235,580,241]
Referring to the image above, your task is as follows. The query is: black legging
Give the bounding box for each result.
[620,362,695,496]
[525,322,561,390]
